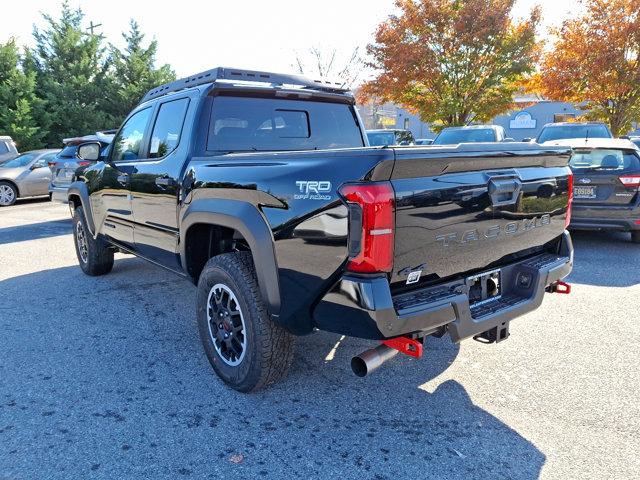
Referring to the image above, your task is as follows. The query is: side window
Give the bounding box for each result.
[149,98,190,159]
[0,142,8,154]
[33,156,49,168]
[112,108,152,161]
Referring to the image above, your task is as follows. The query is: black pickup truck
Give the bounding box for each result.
[67,68,574,392]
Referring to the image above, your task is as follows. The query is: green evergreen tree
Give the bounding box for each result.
[0,39,43,150]
[28,1,116,147]
[107,20,176,121]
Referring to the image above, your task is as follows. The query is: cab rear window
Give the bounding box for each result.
[569,149,640,173]
[207,96,363,152]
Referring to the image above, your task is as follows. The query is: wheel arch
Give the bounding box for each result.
[180,199,281,318]
[67,181,96,236]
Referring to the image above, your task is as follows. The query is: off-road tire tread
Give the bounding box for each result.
[199,251,295,392]
[73,206,114,276]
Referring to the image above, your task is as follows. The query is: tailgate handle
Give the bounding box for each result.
[488,178,522,206]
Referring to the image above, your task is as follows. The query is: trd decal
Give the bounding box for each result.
[294,181,332,200]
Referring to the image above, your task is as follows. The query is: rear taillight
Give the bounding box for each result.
[77,161,92,167]
[47,161,56,169]
[619,175,640,189]
[565,173,573,229]
[339,182,395,273]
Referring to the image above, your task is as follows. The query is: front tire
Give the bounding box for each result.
[0,181,17,207]
[73,206,114,276]
[197,252,295,392]
[632,231,640,244]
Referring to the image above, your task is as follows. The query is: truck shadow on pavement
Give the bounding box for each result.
[568,230,640,287]
[0,256,545,479]
[0,218,72,246]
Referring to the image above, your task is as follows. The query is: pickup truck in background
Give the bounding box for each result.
[67,68,574,392]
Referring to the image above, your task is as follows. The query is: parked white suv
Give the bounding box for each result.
[0,136,19,164]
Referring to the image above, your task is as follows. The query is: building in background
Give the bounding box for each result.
[357,94,639,141]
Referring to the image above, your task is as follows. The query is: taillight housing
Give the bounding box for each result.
[339,182,395,273]
[77,161,92,167]
[619,175,640,189]
[565,172,573,229]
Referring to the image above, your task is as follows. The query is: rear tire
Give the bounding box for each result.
[197,251,295,392]
[632,231,640,244]
[0,181,17,207]
[73,206,114,276]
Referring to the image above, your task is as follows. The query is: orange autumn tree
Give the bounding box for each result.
[538,0,640,136]
[359,0,541,131]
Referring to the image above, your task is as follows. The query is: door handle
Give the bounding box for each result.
[155,177,177,187]
[117,174,129,185]
[488,178,522,206]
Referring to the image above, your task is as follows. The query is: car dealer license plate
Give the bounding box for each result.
[573,186,596,199]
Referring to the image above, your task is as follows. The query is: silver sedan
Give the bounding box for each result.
[0,149,60,206]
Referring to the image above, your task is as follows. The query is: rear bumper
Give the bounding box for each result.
[49,185,69,204]
[313,231,573,342]
[570,203,640,231]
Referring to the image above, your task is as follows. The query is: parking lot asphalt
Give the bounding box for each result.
[1,198,639,480]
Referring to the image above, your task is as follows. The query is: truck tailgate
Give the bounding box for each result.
[390,145,572,288]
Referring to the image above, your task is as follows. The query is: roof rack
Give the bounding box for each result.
[140,67,350,104]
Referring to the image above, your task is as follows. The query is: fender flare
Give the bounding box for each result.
[180,199,281,318]
[67,182,97,237]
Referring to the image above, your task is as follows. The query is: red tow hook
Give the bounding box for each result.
[382,337,423,358]
[550,281,571,294]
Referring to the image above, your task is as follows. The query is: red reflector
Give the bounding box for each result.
[340,182,394,273]
[635,219,640,225]
[619,175,640,187]
[565,172,573,229]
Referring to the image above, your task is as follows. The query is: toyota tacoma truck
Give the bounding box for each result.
[67,67,574,392]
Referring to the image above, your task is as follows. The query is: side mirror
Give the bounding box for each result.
[77,142,101,162]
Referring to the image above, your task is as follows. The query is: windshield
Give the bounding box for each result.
[538,125,611,143]
[367,131,396,146]
[0,153,38,168]
[569,149,640,173]
[432,128,496,145]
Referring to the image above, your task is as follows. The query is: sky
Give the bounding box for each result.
[2,0,584,79]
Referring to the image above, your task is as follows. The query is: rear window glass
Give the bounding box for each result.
[538,125,611,143]
[569,149,640,173]
[207,96,363,152]
[367,131,396,146]
[58,145,78,158]
[433,128,496,145]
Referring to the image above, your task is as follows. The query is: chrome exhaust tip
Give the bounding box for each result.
[351,344,399,377]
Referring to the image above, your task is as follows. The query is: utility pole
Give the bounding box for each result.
[86,21,103,36]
